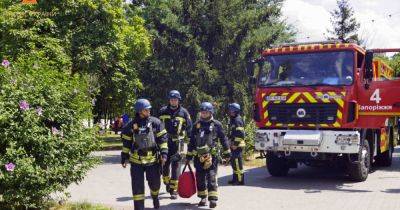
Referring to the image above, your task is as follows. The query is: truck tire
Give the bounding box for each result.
[348,140,370,182]
[377,128,393,167]
[266,152,289,177]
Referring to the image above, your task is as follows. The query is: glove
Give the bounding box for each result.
[170,153,182,162]
[161,154,168,162]
[183,137,190,144]
[160,154,168,165]
[121,156,128,168]
[121,152,129,164]
[200,154,212,170]
[186,153,193,161]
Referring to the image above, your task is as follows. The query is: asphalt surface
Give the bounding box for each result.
[67,148,400,210]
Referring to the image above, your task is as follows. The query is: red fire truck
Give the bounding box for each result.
[249,41,400,181]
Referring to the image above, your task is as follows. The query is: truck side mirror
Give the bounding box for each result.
[365,50,373,80]
[246,61,255,77]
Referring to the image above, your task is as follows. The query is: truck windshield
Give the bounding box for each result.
[258,51,354,87]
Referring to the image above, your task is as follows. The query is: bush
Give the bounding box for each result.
[243,119,256,160]
[0,56,99,209]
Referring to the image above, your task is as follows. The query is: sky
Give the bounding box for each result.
[282,0,400,49]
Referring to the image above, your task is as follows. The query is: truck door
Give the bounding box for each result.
[358,50,400,118]
[359,80,400,117]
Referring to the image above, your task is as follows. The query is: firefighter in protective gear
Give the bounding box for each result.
[227,103,246,185]
[121,99,168,210]
[159,90,192,199]
[186,102,231,209]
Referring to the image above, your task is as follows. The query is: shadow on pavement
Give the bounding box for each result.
[101,155,121,165]
[373,147,400,172]
[116,193,170,203]
[381,188,400,193]
[218,155,399,193]
[218,146,400,193]
[116,197,132,202]
[160,202,205,210]
[115,197,204,210]
[218,165,373,193]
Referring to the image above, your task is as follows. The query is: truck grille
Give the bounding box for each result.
[268,103,338,124]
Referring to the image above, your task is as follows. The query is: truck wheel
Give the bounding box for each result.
[266,152,289,177]
[348,140,370,182]
[377,128,393,167]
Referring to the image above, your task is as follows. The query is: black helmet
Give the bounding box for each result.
[168,90,181,100]
[134,99,152,112]
[228,103,241,113]
[200,102,214,114]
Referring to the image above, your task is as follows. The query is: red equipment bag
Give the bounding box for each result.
[178,163,197,198]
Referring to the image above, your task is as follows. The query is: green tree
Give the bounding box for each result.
[327,0,360,43]
[0,1,71,70]
[389,53,400,76]
[371,53,400,76]
[134,0,294,119]
[42,0,151,120]
[0,0,152,122]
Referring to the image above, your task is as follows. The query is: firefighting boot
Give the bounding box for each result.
[228,174,238,185]
[163,176,170,193]
[153,197,160,209]
[198,198,207,206]
[237,180,245,185]
[209,200,217,208]
[237,174,245,185]
[228,180,237,184]
[134,201,145,210]
[170,191,178,200]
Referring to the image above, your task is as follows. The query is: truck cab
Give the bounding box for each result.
[251,41,400,181]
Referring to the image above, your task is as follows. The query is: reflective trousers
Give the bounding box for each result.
[131,162,161,210]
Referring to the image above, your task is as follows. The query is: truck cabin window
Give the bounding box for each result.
[258,51,354,87]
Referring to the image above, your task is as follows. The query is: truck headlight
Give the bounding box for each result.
[335,134,359,145]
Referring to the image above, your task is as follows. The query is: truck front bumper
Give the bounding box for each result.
[255,129,360,154]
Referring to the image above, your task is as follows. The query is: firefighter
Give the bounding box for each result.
[120,99,168,210]
[227,103,246,185]
[159,90,192,199]
[186,102,231,208]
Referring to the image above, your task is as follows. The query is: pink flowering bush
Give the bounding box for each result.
[0,56,99,208]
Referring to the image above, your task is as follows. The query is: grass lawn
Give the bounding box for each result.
[50,202,111,210]
[243,156,265,167]
[0,201,111,210]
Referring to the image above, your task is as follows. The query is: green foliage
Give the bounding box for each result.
[327,0,360,43]
[0,56,99,209]
[0,2,71,70]
[40,0,151,117]
[53,202,112,210]
[0,2,107,208]
[389,53,400,76]
[374,53,400,76]
[135,0,294,119]
[243,119,257,159]
[0,0,152,120]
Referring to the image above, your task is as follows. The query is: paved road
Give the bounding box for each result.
[68,148,400,210]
